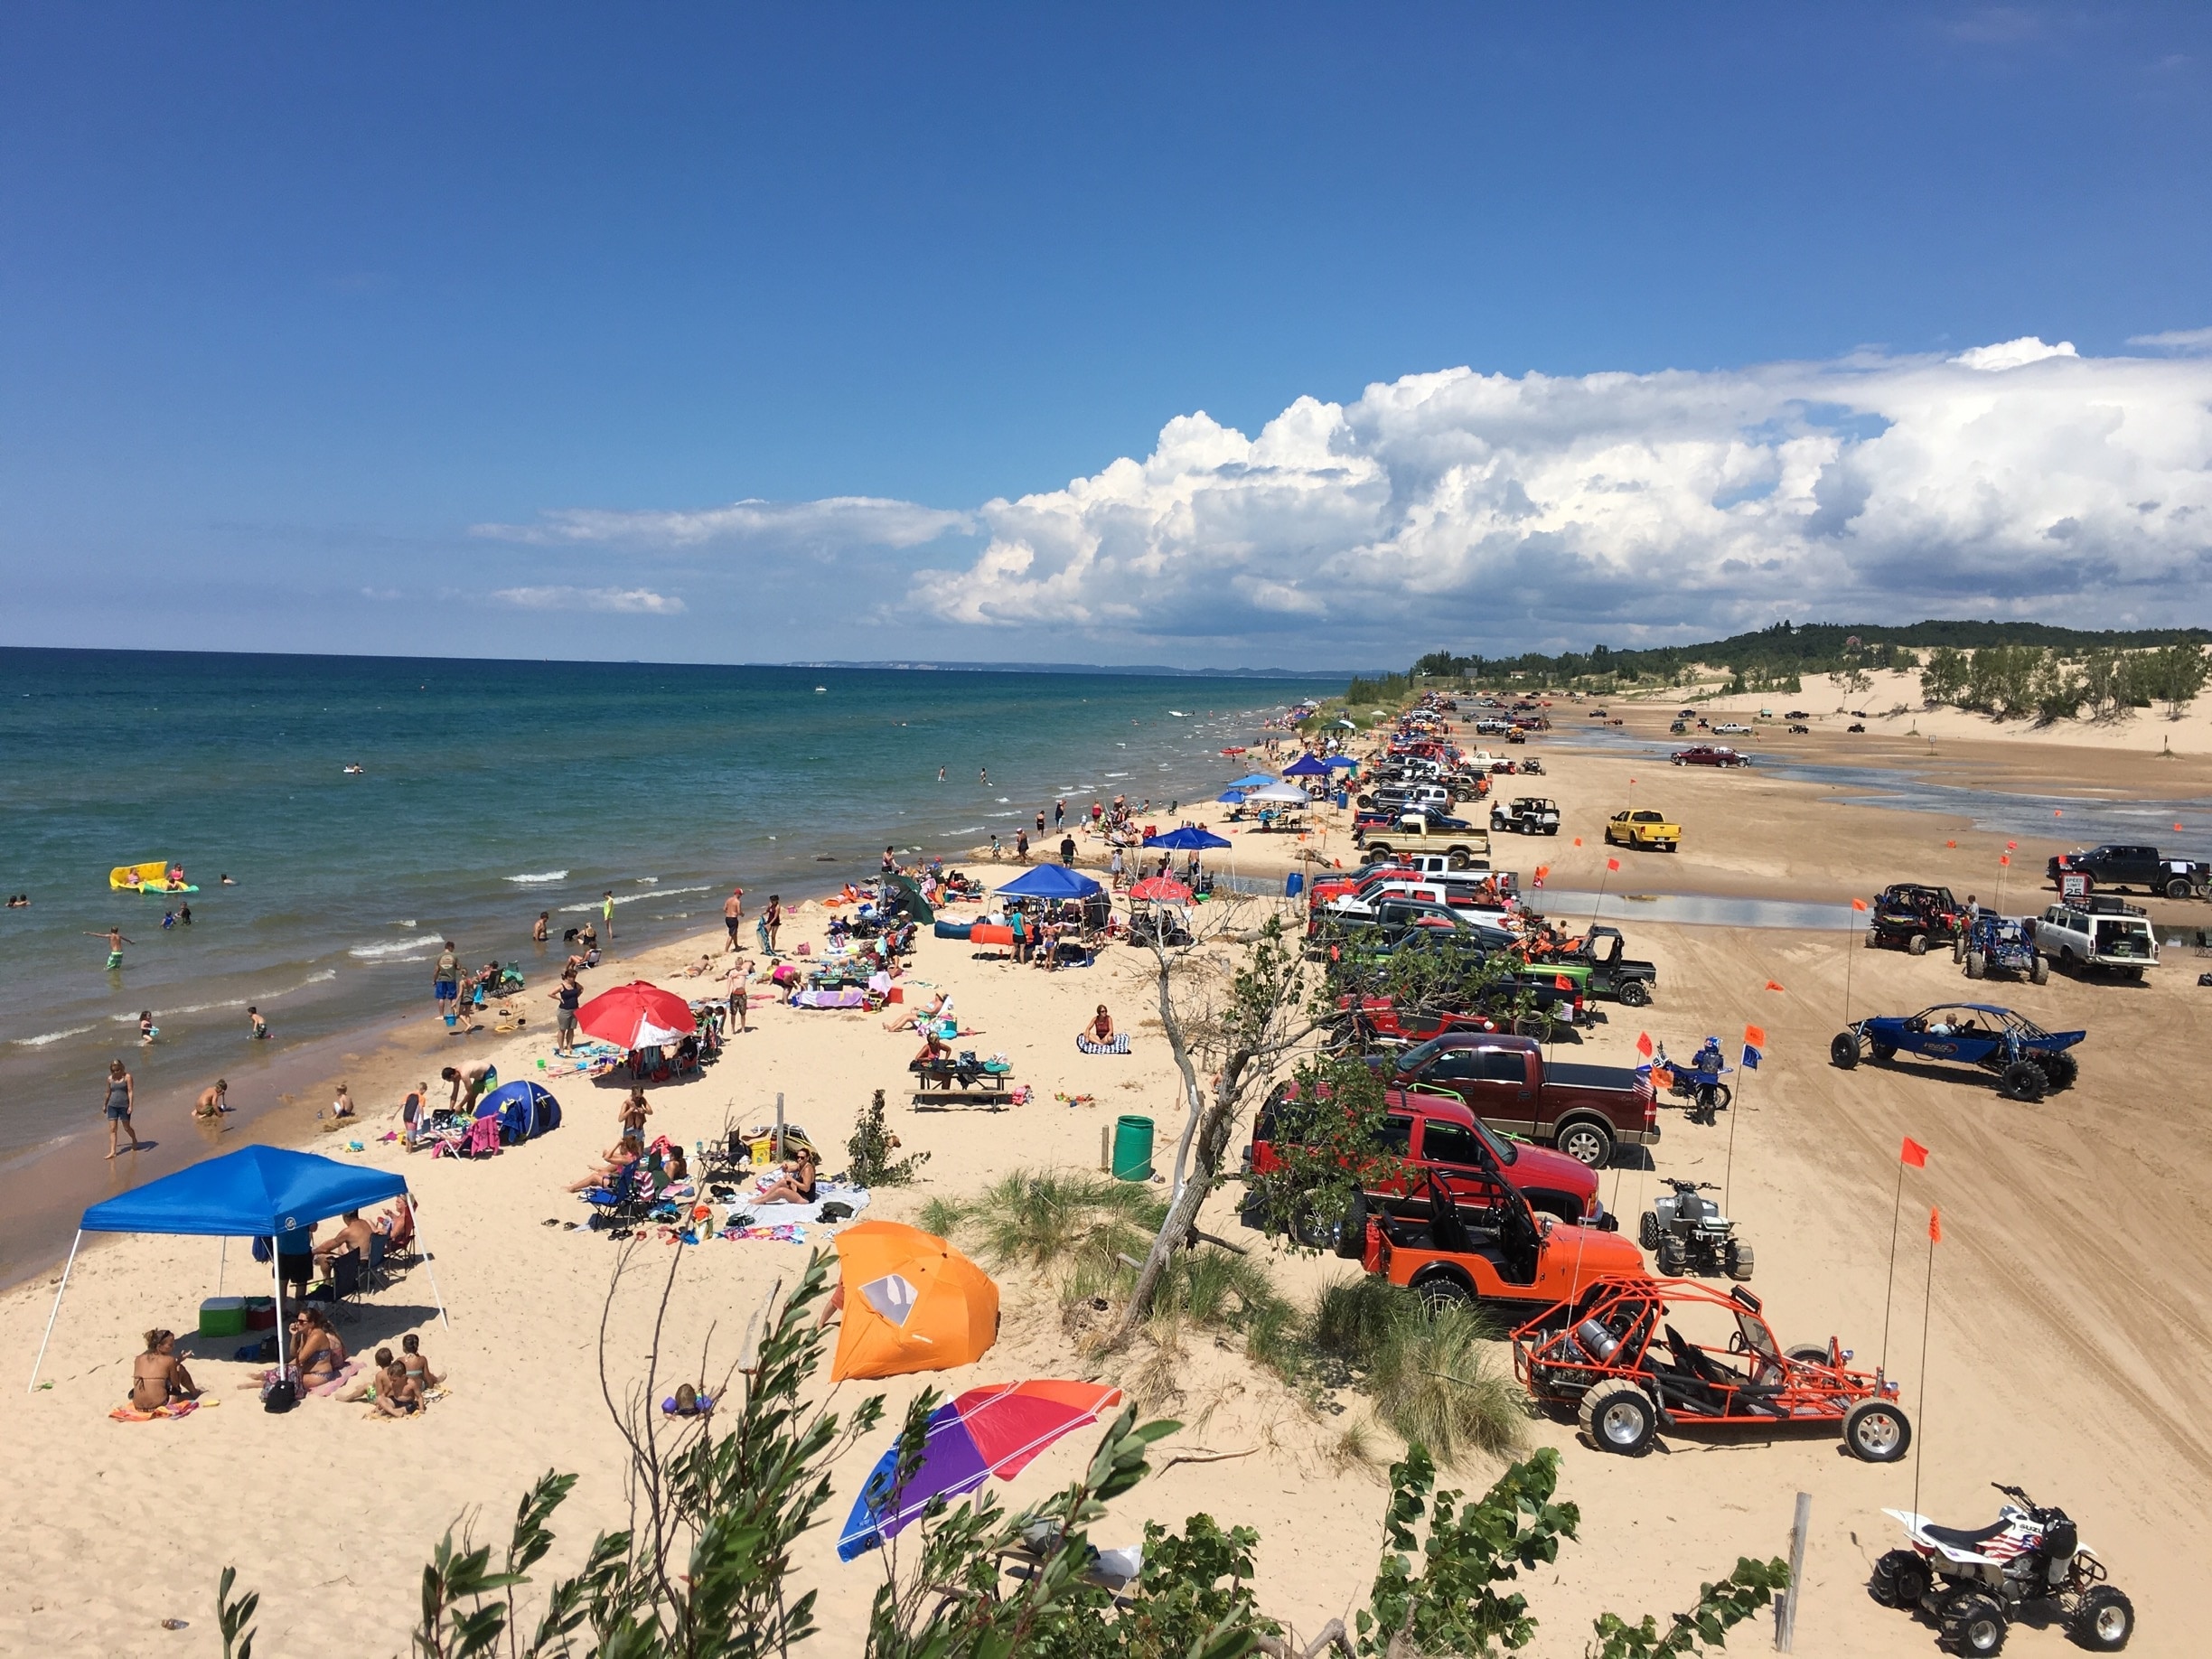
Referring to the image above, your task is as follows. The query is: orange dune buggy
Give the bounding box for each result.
[1511,1277,1911,1461]
[1361,1172,1645,1316]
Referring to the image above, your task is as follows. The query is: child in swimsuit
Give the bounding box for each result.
[399,1333,440,1389]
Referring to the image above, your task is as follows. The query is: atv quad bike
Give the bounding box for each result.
[1831,1004,2084,1101]
[1638,1178,1752,1279]
[1512,1278,1909,1462]
[1871,1482,2132,1654]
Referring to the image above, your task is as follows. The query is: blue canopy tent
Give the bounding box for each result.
[1325,755,1358,769]
[1214,789,1248,803]
[1281,754,1330,778]
[29,1146,445,1391]
[1229,773,1276,788]
[996,863,1103,901]
[1142,827,1233,851]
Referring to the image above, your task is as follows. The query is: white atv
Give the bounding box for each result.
[1636,1178,1751,1279]
[1871,1483,2132,1654]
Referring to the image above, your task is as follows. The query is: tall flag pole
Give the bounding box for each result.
[1911,1204,1942,1523]
[1725,1021,1766,1212]
[1879,1138,1929,1376]
[1845,896,1869,1018]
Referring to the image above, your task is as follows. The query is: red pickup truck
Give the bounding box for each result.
[1377,1033,1658,1169]
[1242,1083,1613,1257]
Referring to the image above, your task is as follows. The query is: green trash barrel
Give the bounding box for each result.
[1111,1114,1155,1182]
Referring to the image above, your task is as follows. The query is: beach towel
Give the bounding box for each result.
[727,1182,871,1230]
[1076,1034,1131,1054]
[110,1398,211,1421]
[792,989,870,1009]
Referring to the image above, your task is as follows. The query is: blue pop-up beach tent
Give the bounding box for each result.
[29,1146,445,1391]
[1142,827,1233,851]
[997,863,1103,900]
[1281,754,1330,777]
[1229,773,1276,788]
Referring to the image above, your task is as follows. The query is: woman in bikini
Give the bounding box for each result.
[129,1329,201,1412]
[292,1307,350,1392]
[567,1135,643,1193]
[755,1146,820,1205]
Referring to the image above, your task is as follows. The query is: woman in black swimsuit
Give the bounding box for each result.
[755,1147,819,1205]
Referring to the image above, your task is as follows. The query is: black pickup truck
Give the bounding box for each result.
[2047,845,2209,901]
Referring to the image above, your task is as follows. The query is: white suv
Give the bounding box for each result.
[2033,903,2159,982]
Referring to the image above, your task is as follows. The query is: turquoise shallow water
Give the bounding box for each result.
[0,649,1319,1168]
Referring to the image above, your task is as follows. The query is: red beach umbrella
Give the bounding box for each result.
[576,980,697,1048]
[1129,876,1193,903]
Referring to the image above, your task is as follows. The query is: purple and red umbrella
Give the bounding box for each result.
[837,1379,1123,1560]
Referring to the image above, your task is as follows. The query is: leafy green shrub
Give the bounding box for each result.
[848,1089,931,1187]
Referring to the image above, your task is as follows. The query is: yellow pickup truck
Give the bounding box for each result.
[1605,809,1681,853]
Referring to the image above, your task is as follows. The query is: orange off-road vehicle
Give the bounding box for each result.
[1361,1171,1644,1316]
[1511,1277,1911,1462]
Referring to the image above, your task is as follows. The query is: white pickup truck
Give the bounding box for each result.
[2032,902,2159,982]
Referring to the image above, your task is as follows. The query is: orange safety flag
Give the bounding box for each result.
[1652,1065,1673,1088]
[1743,1023,1767,1048]
[1851,897,1869,911]
[1945,839,1956,848]
[1929,1206,1942,1243]
[1765,979,1785,991]
[1606,857,1620,872]
[1554,974,1573,990]
[1999,855,2010,867]
[1572,837,1583,848]
[2054,808,2063,816]
[1534,865,1551,880]
[1636,1031,1654,1057]
[1900,1137,1928,1167]
[2005,840,2017,850]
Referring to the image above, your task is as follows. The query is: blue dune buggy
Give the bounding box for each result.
[1830,1003,2084,1101]
[1957,914,2048,985]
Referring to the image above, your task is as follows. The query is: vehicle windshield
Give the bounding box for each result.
[1469,1116,1519,1166]
[1733,1310,1778,1362]
[1395,1037,1447,1073]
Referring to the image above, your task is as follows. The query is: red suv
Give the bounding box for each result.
[1242,1083,1614,1257]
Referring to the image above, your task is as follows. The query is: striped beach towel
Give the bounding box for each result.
[1076,1034,1131,1055]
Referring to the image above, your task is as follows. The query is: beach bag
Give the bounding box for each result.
[261,1367,298,1413]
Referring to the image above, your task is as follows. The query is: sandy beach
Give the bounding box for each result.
[5,714,2209,1658]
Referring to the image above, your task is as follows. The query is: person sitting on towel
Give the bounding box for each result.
[129,1328,202,1412]
[755,1147,820,1205]
[1081,1005,1116,1046]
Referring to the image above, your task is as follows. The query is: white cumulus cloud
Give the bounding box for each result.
[473,495,971,550]
[903,339,2212,652]
[491,585,687,614]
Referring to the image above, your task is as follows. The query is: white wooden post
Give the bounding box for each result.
[1776,1491,1812,1652]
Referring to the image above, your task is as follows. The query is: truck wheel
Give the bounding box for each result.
[1554,1119,1615,1168]
[2030,955,2049,986]
[1289,1195,1338,1251]
[1964,951,1984,979]
[1664,841,1679,853]
[1908,933,1928,956]
[1830,1032,1861,1069]
[1638,1211,1660,1251]
[2169,877,2194,900]
[2039,1051,2078,1090]
[1335,1192,1369,1260]
[1842,1398,1912,1463]
[1366,843,1392,858]
[2071,1586,2134,1652]
[2000,1060,2047,1101]
[1617,979,1652,1008]
[1578,1383,1657,1455]
[1726,1241,1753,1279]
[1870,1548,1931,1609]
[1940,1589,2008,1655]
[1656,1234,1687,1274]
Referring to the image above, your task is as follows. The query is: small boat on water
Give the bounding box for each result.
[1220,746,1247,755]
[110,859,197,895]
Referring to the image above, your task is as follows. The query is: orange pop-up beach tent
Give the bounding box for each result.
[830,1221,1000,1382]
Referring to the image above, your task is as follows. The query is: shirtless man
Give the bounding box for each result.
[441,1060,495,1112]
[724,956,754,1032]
[314,1208,376,1265]
[722,886,745,951]
[87,926,134,970]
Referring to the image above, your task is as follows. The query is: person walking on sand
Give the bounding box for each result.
[88,925,133,970]
[433,941,460,1021]
[722,886,745,951]
[1014,829,1029,864]
[103,1059,143,1158]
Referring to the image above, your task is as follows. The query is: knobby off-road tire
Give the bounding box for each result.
[1578,1383,1657,1455]
[2070,1585,2134,1652]
[1964,951,1985,979]
[1617,979,1652,1008]
[1870,1548,1931,1609]
[2000,1059,2048,1102]
[1909,933,1929,956]
[2038,1050,2078,1090]
[1638,1211,1661,1251]
[1656,1234,1687,1275]
[2031,955,2049,985]
[1941,1589,2009,1655]
[1726,1240,1754,1279]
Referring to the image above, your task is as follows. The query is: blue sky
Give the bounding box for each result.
[4,5,2210,668]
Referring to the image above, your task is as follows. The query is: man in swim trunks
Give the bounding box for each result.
[87,925,133,970]
[433,942,459,1019]
[723,886,745,950]
[442,1060,496,1113]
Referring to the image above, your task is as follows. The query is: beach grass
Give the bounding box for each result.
[1308,1275,1525,1464]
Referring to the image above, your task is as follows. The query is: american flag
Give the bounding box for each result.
[1634,1063,1655,1108]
